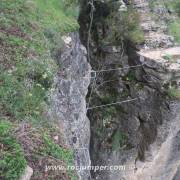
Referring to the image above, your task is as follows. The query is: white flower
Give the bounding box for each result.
[28,93,32,97]
[42,73,48,79]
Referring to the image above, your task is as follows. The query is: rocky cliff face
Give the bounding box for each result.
[49,33,91,180]
[48,1,180,180]
[131,102,180,180]
[133,0,175,49]
[78,0,180,180]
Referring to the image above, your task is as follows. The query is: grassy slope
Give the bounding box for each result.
[0,0,78,179]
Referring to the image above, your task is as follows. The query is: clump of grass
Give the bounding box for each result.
[42,134,74,164]
[40,134,77,180]
[164,0,180,16]
[123,71,136,82]
[112,131,127,151]
[162,53,173,61]
[167,87,180,99]
[174,0,180,16]
[0,60,54,119]
[102,106,117,127]
[34,0,79,33]
[0,121,27,180]
[168,20,180,43]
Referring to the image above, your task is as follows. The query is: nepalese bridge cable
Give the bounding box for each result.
[81,63,145,79]
[91,63,144,74]
[87,98,138,110]
[86,63,144,109]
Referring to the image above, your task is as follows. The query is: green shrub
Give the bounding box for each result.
[174,0,180,16]
[41,134,77,180]
[167,87,180,99]
[104,6,144,44]
[42,134,74,164]
[162,54,173,61]
[168,20,180,43]
[124,71,136,81]
[112,131,127,151]
[102,106,117,126]
[0,121,27,180]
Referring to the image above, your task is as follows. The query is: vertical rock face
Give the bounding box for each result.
[133,0,174,49]
[50,33,91,180]
[130,102,180,180]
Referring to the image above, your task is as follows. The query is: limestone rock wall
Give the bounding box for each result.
[133,0,175,49]
[49,33,91,180]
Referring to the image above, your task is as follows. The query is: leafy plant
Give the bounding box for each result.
[112,131,127,151]
[174,0,180,16]
[102,106,117,126]
[163,54,173,60]
[168,20,180,43]
[167,87,180,99]
[42,134,73,164]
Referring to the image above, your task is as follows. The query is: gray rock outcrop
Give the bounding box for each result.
[49,33,91,180]
[20,166,33,180]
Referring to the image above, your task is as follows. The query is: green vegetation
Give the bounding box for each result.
[102,106,117,126]
[0,121,27,180]
[41,134,77,180]
[167,87,180,99]
[162,53,173,61]
[148,0,180,43]
[123,71,136,82]
[112,131,127,151]
[173,0,180,16]
[164,0,180,16]
[0,0,79,179]
[104,5,144,44]
[0,64,53,119]
[0,0,79,120]
[163,0,180,43]
[42,134,74,165]
[168,20,180,43]
[149,0,157,10]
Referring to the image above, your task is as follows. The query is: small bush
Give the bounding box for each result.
[167,87,180,99]
[112,131,127,151]
[174,0,180,16]
[41,134,77,180]
[168,20,180,43]
[42,134,74,164]
[104,6,144,44]
[162,54,173,61]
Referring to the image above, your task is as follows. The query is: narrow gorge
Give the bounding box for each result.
[78,0,180,179]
